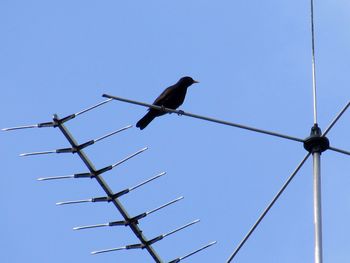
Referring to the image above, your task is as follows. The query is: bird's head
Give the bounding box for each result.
[178,76,199,87]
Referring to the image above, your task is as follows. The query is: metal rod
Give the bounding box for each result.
[163,219,200,238]
[146,197,184,216]
[322,101,350,137]
[37,172,92,181]
[94,125,133,143]
[37,175,75,181]
[129,172,166,191]
[169,241,217,263]
[3,99,113,132]
[226,153,311,263]
[75,98,113,117]
[179,241,217,261]
[91,246,126,255]
[310,0,318,124]
[56,199,92,205]
[328,146,350,156]
[55,172,167,206]
[2,124,39,131]
[103,94,304,143]
[19,150,57,157]
[73,223,109,231]
[313,152,323,263]
[111,147,148,168]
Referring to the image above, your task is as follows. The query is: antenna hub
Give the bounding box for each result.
[303,124,329,153]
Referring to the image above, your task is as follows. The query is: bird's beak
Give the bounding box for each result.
[193,80,199,84]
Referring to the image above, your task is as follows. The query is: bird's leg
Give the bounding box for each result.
[160,105,168,113]
[177,110,184,116]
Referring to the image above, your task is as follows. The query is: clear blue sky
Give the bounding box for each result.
[1,1,350,262]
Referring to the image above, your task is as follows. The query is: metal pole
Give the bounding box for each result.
[322,101,350,137]
[313,151,323,263]
[103,94,304,143]
[328,146,350,156]
[226,153,311,263]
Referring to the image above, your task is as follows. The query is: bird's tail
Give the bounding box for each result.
[136,112,156,130]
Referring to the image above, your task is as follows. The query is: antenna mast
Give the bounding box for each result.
[310,1,323,262]
[311,0,318,125]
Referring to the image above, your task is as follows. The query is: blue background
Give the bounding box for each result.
[1,1,350,262]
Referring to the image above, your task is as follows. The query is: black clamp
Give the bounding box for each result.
[303,124,330,153]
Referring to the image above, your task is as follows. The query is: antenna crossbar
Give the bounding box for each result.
[56,172,167,206]
[168,241,217,263]
[90,220,200,256]
[19,125,133,157]
[73,196,184,230]
[2,99,113,132]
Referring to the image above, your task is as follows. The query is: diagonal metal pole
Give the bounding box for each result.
[103,94,304,143]
[322,100,350,157]
[328,146,350,156]
[226,153,310,262]
[322,101,350,137]
[53,114,163,263]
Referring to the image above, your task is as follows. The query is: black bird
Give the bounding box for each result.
[136,76,199,130]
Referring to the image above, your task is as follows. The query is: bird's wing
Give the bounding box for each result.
[152,86,174,106]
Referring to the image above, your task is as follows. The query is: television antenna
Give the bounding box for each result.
[3,0,349,262]
[3,101,216,262]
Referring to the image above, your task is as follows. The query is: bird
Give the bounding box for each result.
[136,76,199,130]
